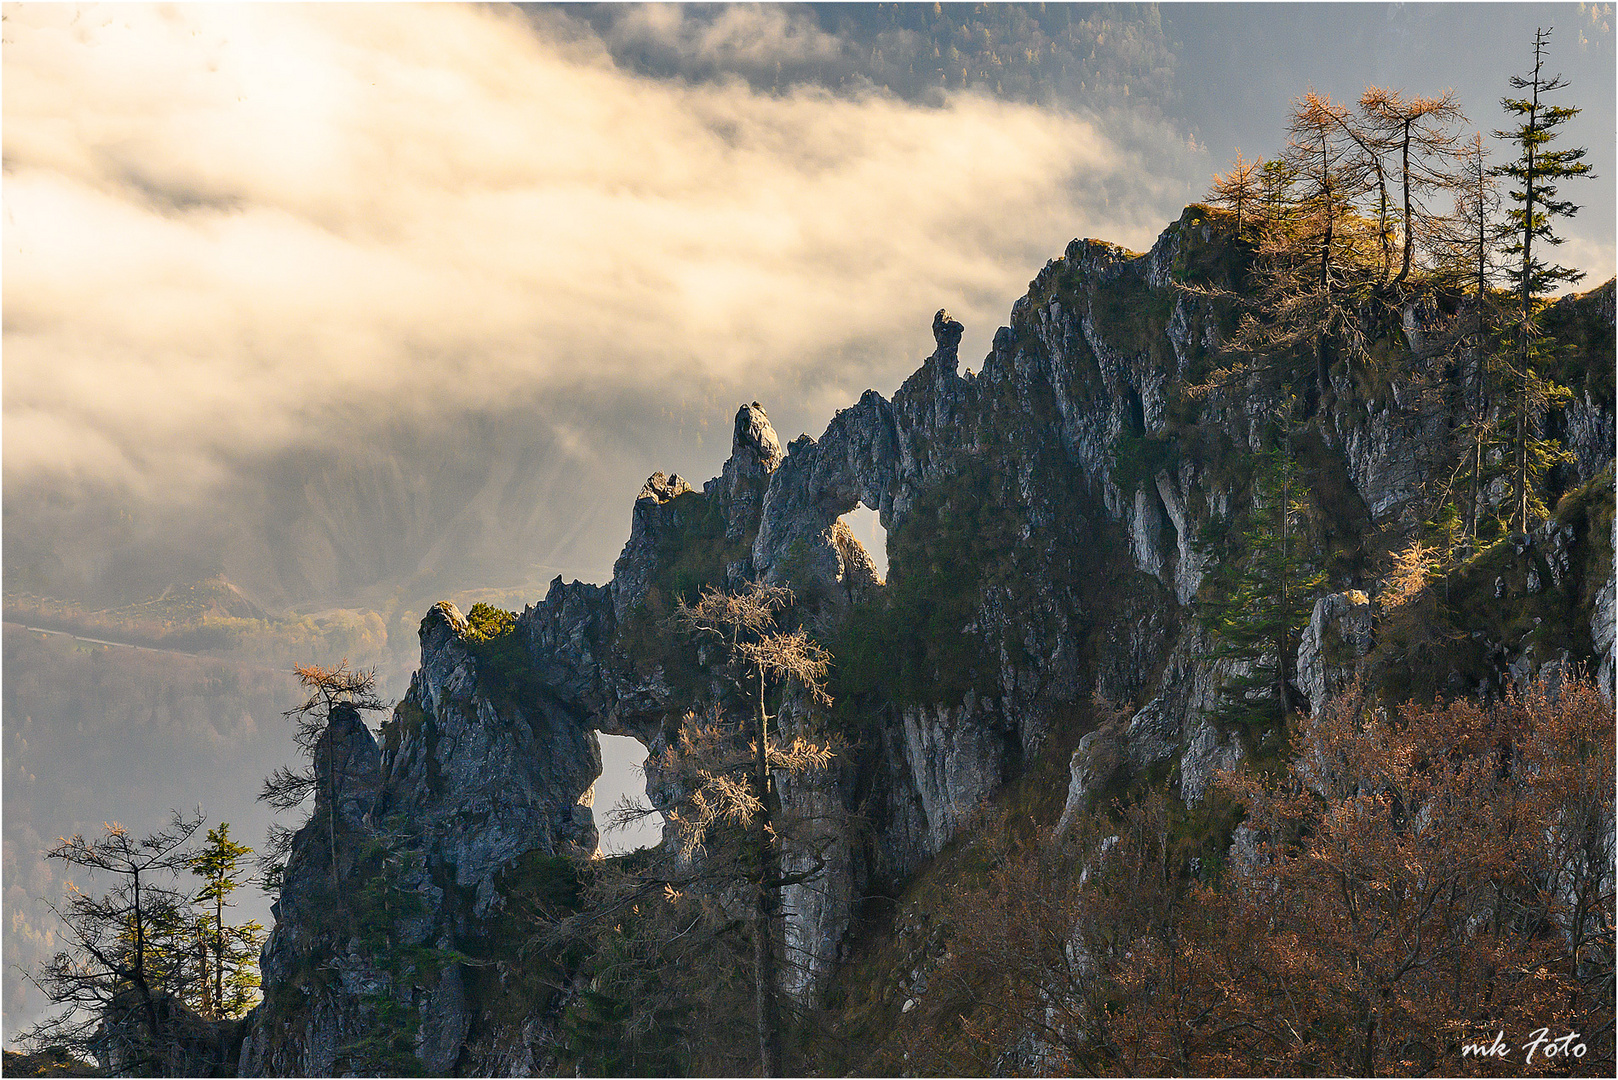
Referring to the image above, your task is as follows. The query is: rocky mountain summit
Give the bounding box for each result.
[238,207,1615,1075]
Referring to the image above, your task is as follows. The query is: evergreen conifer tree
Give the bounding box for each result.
[1198,425,1325,733]
[1492,27,1592,529]
[187,824,264,1020]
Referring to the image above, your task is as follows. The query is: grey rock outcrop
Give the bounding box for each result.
[1055,624,1238,834]
[1296,590,1375,716]
[316,704,383,835]
[900,694,1008,853]
[1564,390,1616,486]
[242,601,604,1075]
[612,472,696,625]
[1179,717,1245,807]
[1055,721,1125,837]
[385,602,602,910]
[716,401,784,546]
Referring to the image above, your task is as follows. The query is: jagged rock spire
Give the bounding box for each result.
[931,309,963,378]
[733,400,784,472]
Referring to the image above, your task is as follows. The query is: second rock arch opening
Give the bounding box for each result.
[839,503,887,582]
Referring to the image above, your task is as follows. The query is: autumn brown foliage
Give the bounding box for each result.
[929,676,1614,1076]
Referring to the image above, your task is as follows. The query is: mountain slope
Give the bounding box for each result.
[237,206,1616,1074]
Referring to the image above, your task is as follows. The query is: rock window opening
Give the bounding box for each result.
[595,734,663,854]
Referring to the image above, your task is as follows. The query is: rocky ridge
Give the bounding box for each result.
[239,208,1616,1075]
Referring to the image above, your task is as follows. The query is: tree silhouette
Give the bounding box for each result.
[20,812,204,1074]
[258,662,387,902]
[1359,87,1465,288]
[1492,27,1593,529]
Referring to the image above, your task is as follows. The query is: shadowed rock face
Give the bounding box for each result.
[384,603,602,911]
[241,210,1616,1073]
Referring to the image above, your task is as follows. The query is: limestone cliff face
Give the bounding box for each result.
[241,209,1615,1074]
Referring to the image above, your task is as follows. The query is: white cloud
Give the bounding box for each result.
[602,2,848,69]
[2,3,1195,495]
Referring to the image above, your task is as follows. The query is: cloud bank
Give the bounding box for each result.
[3,3,1198,509]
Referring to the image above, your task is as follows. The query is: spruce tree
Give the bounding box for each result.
[1491,27,1592,529]
[1198,427,1325,734]
[187,824,264,1020]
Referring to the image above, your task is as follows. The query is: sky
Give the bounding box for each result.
[2,0,1614,1040]
[3,3,1194,602]
[4,3,1613,603]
